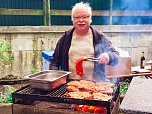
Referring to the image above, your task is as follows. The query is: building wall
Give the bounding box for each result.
[0,25,152,78]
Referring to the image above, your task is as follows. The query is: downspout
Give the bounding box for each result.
[43,0,51,26]
[109,0,113,25]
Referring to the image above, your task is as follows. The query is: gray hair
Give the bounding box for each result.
[71,2,92,21]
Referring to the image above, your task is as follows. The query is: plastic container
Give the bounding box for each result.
[42,51,54,70]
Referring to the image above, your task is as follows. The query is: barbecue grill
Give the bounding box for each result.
[12,81,119,114]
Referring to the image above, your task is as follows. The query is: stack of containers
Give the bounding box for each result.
[41,50,54,70]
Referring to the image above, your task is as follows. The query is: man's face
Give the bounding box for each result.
[72,8,91,32]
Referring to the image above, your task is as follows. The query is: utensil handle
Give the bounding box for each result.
[86,57,99,62]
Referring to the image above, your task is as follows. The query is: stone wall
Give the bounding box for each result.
[0,25,152,78]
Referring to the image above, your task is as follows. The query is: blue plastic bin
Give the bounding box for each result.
[42,50,54,70]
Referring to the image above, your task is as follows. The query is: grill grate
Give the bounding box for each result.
[12,83,119,114]
[13,84,67,97]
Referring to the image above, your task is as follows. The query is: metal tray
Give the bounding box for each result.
[25,70,71,91]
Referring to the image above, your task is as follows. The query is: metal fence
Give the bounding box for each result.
[0,0,152,26]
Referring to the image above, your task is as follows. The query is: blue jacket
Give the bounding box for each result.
[49,26,119,81]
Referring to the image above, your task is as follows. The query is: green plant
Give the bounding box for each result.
[0,85,16,103]
[0,39,14,65]
[31,68,39,74]
[120,82,129,95]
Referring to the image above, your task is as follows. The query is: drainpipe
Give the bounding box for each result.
[43,0,51,26]
[109,0,113,25]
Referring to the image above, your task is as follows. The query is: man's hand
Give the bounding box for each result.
[98,53,109,64]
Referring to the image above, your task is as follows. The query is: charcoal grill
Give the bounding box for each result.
[12,82,119,114]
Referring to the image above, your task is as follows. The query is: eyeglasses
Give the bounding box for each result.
[73,16,90,20]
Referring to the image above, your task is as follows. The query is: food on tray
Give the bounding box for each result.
[65,91,92,99]
[92,92,112,101]
[67,80,80,87]
[66,86,79,92]
[78,80,95,88]
[66,80,114,94]
[100,87,114,94]
[95,82,114,87]
[65,80,114,101]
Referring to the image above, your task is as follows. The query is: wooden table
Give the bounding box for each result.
[107,65,152,78]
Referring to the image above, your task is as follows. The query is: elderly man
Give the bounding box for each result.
[50,2,119,82]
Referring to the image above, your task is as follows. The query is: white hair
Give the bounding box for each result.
[71,2,92,21]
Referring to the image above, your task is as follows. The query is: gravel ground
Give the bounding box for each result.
[120,76,152,114]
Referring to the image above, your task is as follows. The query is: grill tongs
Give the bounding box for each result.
[75,57,99,76]
[86,57,99,62]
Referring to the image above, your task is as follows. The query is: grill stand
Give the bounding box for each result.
[12,84,119,114]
